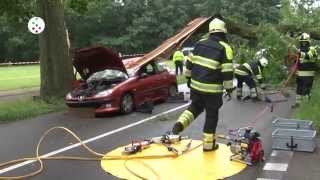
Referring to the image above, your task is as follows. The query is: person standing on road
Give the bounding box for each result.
[171,17,234,151]
[173,49,185,75]
[292,33,318,108]
[235,54,268,101]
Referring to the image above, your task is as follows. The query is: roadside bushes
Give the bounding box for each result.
[293,77,320,130]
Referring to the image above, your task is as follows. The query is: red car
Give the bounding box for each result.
[65,47,177,116]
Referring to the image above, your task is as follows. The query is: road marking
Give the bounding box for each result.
[258,150,293,180]
[0,103,190,175]
[263,163,288,172]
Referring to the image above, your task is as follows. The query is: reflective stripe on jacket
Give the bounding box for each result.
[235,61,263,82]
[297,46,317,77]
[173,51,185,62]
[186,35,234,94]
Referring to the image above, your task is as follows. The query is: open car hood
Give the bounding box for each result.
[125,17,212,70]
[73,46,127,80]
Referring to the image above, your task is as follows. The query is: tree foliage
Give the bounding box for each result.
[1,0,320,85]
[0,0,285,61]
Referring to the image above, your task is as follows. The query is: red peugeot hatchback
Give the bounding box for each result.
[65,46,177,116]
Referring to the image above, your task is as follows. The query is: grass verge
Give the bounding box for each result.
[0,97,66,122]
[0,65,40,91]
[292,77,320,130]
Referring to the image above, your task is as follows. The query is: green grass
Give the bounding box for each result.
[0,97,67,122]
[0,65,40,91]
[292,77,320,130]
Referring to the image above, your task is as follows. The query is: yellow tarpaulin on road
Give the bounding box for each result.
[101,140,246,180]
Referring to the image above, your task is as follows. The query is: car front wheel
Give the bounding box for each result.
[120,93,133,114]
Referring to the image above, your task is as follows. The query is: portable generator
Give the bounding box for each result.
[220,127,264,165]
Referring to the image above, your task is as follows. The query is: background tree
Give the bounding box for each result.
[37,0,74,98]
[1,0,320,87]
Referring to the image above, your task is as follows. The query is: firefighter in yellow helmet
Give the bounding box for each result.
[292,33,318,108]
[171,17,234,151]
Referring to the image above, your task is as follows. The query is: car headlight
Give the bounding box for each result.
[94,89,113,98]
[66,93,72,99]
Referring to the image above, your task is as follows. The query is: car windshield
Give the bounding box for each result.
[87,69,128,83]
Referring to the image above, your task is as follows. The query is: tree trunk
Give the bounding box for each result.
[38,0,74,98]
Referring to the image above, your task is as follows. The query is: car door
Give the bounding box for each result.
[133,62,159,104]
[153,61,171,98]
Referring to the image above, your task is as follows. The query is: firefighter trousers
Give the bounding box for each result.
[235,74,257,98]
[176,90,222,149]
[295,76,314,104]
[175,61,183,75]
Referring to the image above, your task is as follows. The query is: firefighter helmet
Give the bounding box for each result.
[209,18,227,34]
[299,33,311,42]
[259,57,268,67]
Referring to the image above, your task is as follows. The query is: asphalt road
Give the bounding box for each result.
[0,94,293,180]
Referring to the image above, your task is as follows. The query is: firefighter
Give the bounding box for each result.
[171,18,234,151]
[173,49,185,75]
[292,33,318,108]
[235,56,268,101]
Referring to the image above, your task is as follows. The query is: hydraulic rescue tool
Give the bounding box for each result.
[218,127,264,165]
[122,134,189,155]
[122,140,152,155]
[151,134,189,144]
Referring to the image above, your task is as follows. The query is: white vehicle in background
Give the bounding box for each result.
[181,47,194,66]
[182,47,194,56]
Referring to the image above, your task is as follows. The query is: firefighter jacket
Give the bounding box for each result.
[297,46,318,77]
[173,50,185,62]
[235,61,263,83]
[184,35,233,94]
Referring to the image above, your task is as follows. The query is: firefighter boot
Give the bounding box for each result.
[172,110,194,134]
[172,122,183,135]
[203,140,219,151]
[203,133,219,151]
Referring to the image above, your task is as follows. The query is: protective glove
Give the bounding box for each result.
[186,77,191,88]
